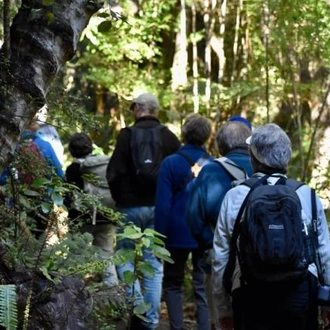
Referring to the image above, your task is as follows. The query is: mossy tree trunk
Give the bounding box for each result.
[0,0,103,174]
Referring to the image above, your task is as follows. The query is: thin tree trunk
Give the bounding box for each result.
[204,0,212,115]
[262,0,270,121]
[171,0,188,91]
[192,0,199,113]
[230,0,241,87]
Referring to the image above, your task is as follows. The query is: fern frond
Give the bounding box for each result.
[0,284,18,330]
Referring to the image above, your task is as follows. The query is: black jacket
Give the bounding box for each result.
[106,116,181,207]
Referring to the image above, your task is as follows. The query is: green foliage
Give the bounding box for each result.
[116,223,172,322]
[0,285,18,330]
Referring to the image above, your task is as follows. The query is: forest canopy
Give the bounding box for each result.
[1,0,330,204]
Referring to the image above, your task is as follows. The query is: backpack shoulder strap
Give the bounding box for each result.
[310,188,325,285]
[176,151,195,166]
[223,175,267,293]
[286,178,305,191]
[214,157,248,181]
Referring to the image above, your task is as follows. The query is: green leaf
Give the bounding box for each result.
[51,192,63,206]
[122,270,137,285]
[150,236,165,246]
[41,202,51,214]
[46,12,55,24]
[0,284,18,330]
[141,237,151,248]
[39,266,55,283]
[151,245,173,263]
[133,302,151,315]
[144,228,166,238]
[98,21,113,33]
[137,261,155,278]
[114,249,135,261]
[42,0,54,5]
[23,189,41,197]
[31,178,50,187]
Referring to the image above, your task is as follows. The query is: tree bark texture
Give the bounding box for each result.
[0,0,103,174]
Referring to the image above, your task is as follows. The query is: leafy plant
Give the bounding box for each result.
[0,285,18,330]
[115,223,172,325]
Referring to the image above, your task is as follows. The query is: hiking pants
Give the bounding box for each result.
[231,273,319,330]
[163,248,210,330]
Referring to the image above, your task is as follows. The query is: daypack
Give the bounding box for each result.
[214,157,249,186]
[177,154,248,193]
[14,139,50,186]
[129,125,165,185]
[223,176,310,292]
[78,154,115,210]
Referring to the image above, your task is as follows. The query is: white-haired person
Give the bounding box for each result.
[213,123,330,330]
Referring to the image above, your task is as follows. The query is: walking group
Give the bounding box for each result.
[106,92,330,330]
[2,93,330,330]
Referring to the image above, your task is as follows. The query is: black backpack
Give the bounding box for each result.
[129,125,165,185]
[223,175,311,293]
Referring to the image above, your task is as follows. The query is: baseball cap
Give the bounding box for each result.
[246,123,292,169]
[130,93,160,111]
[228,116,252,130]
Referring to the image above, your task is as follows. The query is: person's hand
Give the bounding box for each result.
[321,309,330,329]
[218,316,233,330]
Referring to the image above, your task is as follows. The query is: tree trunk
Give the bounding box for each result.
[191,0,199,113]
[0,0,103,174]
[171,0,188,91]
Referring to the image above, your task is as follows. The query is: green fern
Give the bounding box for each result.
[0,284,18,330]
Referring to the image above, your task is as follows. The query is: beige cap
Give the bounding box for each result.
[131,93,160,110]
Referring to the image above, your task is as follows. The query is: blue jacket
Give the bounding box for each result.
[185,149,253,251]
[154,144,211,249]
[0,131,63,185]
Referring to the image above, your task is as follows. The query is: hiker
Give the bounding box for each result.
[155,113,212,330]
[185,118,252,330]
[21,120,64,179]
[65,132,118,287]
[106,93,181,330]
[35,104,64,166]
[0,120,63,183]
[0,120,64,237]
[213,123,330,330]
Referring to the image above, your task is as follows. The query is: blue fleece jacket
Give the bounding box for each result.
[0,131,63,185]
[154,144,212,249]
[185,150,253,251]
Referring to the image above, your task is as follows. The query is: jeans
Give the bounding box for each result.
[163,248,210,330]
[81,223,118,286]
[116,206,163,330]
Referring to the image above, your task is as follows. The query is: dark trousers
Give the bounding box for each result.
[163,248,210,330]
[232,273,319,330]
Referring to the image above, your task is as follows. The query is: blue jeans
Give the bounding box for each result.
[163,248,210,330]
[116,206,163,330]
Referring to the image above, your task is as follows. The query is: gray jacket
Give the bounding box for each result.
[213,173,330,319]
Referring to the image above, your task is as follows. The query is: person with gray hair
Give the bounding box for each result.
[107,92,180,330]
[155,113,212,330]
[186,118,253,330]
[213,123,330,330]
